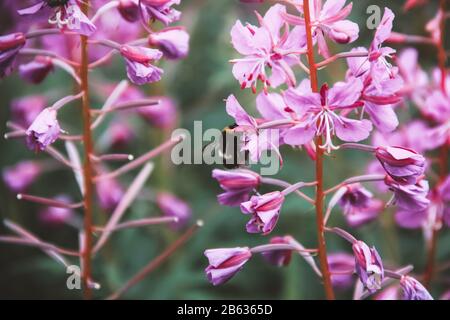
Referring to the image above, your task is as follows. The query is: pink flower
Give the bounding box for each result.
[352,240,384,292]
[140,0,181,26]
[347,8,396,87]
[212,169,260,207]
[386,177,430,212]
[96,177,124,211]
[338,184,383,227]
[118,0,140,22]
[148,27,189,60]
[283,0,359,57]
[438,175,450,228]
[283,78,372,152]
[120,45,163,85]
[375,146,425,185]
[230,4,306,92]
[397,48,428,107]
[0,32,26,78]
[26,108,61,151]
[39,195,75,226]
[11,95,47,127]
[240,191,284,234]
[225,94,281,162]
[2,161,42,193]
[19,56,54,84]
[138,96,178,129]
[328,253,355,290]
[400,276,433,300]
[204,247,252,285]
[156,192,192,230]
[18,0,96,36]
[261,236,293,267]
[403,0,428,11]
[108,121,135,148]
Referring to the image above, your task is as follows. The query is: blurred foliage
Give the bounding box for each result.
[0,0,449,299]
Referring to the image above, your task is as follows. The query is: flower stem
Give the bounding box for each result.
[80,0,95,300]
[424,0,448,288]
[302,0,335,300]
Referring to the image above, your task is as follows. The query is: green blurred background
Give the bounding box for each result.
[0,0,449,299]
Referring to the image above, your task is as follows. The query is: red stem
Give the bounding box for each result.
[80,1,95,300]
[424,0,448,288]
[302,0,335,300]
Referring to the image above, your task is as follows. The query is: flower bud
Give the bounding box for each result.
[120,45,163,85]
[204,247,252,285]
[26,108,61,151]
[148,27,189,60]
[328,253,355,290]
[19,56,54,84]
[39,195,75,226]
[118,0,140,22]
[240,191,284,234]
[212,169,260,207]
[400,276,433,300]
[352,240,384,292]
[262,236,293,267]
[138,96,178,129]
[11,95,47,127]
[376,146,425,184]
[2,161,41,193]
[156,192,192,230]
[0,32,26,78]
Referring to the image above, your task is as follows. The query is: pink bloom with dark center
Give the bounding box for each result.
[338,184,383,227]
[240,191,284,234]
[230,4,307,92]
[26,108,61,151]
[19,56,54,84]
[2,161,42,193]
[120,45,163,85]
[156,192,192,230]
[212,169,260,207]
[204,247,252,285]
[148,27,189,60]
[352,240,384,292]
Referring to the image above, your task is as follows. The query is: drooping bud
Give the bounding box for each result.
[204,247,252,285]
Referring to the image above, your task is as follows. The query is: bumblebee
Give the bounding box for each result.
[218,124,249,169]
[46,0,69,7]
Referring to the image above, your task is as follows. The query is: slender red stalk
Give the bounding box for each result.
[302,0,335,300]
[80,1,95,300]
[424,0,448,288]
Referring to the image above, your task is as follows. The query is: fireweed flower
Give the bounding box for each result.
[18,0,96,36]
[375,146,425,185]
[26,108,61,151]
[212,169,260,207]
[138,96,178,129]
[225,94,281,162]
[108,121,135,148]
[240,191,285,234]
[439,175,450,227]
[148,27,189,60]
[204,247,252,285]
[400,276,433,300]
[283,78,372,152]
[139,0,182,26]
[19,56,54,84]
[2,161,42,193]
[385,177,430,212]
[230,4,307,92]
[39,195,75,226]
[352,240,384,292]
[261,236,293,267]
[156,192,192,230]
[338,184,382,227]
[328,253,355,290]
[96,176,124,211]
[118,0,140,22]
[347,8,396,88]
[120,45,163,85]
[11,95,47,127]
[282,0,359,58]
[0,33,26,78]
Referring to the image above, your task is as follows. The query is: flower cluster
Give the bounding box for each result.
[205,0,446,300]
[1,0,195,299]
